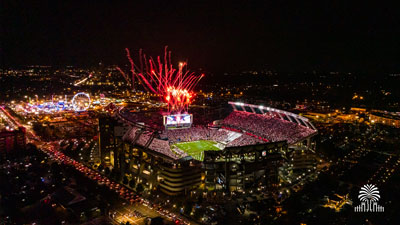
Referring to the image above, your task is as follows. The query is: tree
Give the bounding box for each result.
[129,179,135,188]
[32,122,44,134]
[150,217,164,225]
[123,176,128,185]
[97,165,104,172]
[26,143,38,151]
[104,167,110,175]
[197,194,203,204]
[50,162,63,185]
[136,183,144,193]
[110,168,121,181]
[193,207,205,220]
[184,201,193,215]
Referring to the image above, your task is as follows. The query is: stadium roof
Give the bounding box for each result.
[228,101,317,131]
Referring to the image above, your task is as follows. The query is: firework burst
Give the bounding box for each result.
[117,46,204,114]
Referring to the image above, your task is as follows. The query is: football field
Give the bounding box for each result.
[172,140,221,161]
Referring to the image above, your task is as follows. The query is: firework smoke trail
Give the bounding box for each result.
[118,46,203,113]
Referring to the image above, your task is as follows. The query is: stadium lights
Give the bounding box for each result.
[259,106,264,109]
[235,102,244,106]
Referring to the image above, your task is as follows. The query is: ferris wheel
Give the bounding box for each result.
[71,92,91,112]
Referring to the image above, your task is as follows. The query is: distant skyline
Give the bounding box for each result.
[2,1,400,73]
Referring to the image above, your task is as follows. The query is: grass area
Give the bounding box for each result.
[172,140,221,161]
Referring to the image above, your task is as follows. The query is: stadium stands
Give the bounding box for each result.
[226,133,266,147]
[122,107,317,161]
[221,111,316,144]
[123,127,179,160]
[161,126,232,144]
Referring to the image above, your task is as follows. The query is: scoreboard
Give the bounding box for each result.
[163,114,193,129]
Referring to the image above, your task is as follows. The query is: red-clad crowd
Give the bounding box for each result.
[161,126,230,143]
[226,133,267,147]
[122,110,316,159]
[221,111,316,144]
[123,127,178,159]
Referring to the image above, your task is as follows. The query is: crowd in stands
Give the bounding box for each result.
[160,126,231,144]
[226,133,266,147]
[221,111,316,144]
[121,110,316,160]
[161,126,272,147]
[171,146,188,158]
[123,127,178,159]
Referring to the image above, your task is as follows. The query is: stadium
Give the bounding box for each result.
[100,101,317,195]
[119,102,316,161]
[98,47,319,195]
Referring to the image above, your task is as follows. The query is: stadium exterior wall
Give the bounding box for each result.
[203,141,288,193]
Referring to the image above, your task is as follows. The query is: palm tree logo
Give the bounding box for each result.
[358,184,380,202]
[354,184,384,212]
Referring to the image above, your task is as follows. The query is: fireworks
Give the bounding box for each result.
[117,46,204,114]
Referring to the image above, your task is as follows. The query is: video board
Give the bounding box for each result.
[163,114,193,129]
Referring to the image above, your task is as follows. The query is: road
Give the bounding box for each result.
[1,106,192,225]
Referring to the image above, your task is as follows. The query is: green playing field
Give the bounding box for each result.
[172,140,221,161]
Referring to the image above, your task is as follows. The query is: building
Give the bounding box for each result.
[158,159,202,195]
[98,115,202,195]
[98,116,130,167]
[121,130,202,196]
[290,149,317,174]
[0,127,26,156]
[99,102,318,196]
[203,141,288,192]
[369,111,400,128]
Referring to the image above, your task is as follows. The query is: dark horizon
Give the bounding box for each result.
[2,1,400,73]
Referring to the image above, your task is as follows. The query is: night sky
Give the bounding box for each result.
[2,1,400,73]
